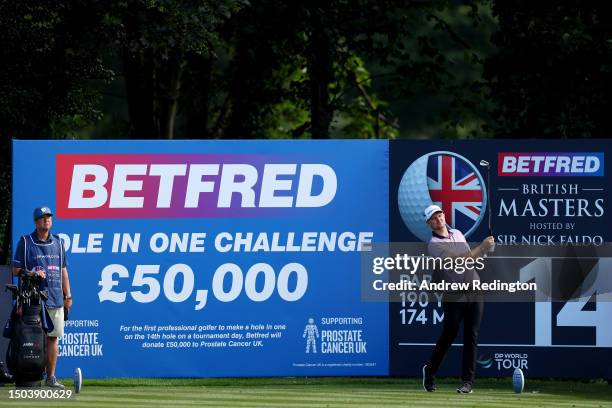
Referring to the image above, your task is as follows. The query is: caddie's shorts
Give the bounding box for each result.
[47,307,65,338]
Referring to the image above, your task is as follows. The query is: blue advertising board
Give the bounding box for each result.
[389,140,612,379]
[12,140,389,378]
[11,139,612,379]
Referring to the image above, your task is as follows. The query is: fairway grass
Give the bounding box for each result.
[1,377,610,407]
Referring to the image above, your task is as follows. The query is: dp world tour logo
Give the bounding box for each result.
[476,354,493,369]
[476,353,528,370]
[398,151,486,242]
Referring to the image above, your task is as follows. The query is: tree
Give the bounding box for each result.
[196,0,483,140]
[0,0,112,262]
[115,0,244,139]
[485,1,612,138]
[199,0,310,139]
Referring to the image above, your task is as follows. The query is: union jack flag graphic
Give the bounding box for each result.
[427,153,485,234]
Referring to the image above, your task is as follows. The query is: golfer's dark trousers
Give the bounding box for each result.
[428,297,484,384]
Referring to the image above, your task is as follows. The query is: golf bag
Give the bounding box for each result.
[4,272,49,386]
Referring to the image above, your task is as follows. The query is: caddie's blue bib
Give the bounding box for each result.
[13,232,67,308]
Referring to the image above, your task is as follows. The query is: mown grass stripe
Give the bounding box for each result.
[104,389,416,399]
[0,378,610,408]
[66,390,612,408]
[71,398,390,408]
[74,386,608,402]
[72,395,409,405]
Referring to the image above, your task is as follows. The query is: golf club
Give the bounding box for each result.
[479,160,494,253]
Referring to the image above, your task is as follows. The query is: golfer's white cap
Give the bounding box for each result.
[423,204,443,222]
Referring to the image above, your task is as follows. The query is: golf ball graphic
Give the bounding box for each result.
[398,151,487,242]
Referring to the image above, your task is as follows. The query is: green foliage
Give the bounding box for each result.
[485,1,612,138]
[4,0,612,256]
[6,1,611,141]
[112,0,246,138]
[0,0,114,136]
[0,0,115,259]
[203,0,484,139]
[331,56,399,139]
[0,0,495,142]
[262,100,310,139]
[116,0,245,59]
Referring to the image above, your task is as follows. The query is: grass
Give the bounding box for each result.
[0,377,610,407]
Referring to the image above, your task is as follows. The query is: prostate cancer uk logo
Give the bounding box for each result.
[398,151,486,242]
[55,154,337,218]
[498,152,604,176]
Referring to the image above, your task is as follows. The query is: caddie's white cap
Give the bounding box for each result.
[423,204,443,222]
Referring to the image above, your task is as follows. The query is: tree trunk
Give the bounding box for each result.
[123,52,184,139]
[153,57,185,139]
[122,0,183,140]
[223,45,256,139]
[0,135,11,264]
[183,55,213,138]
[123,51,156,138]
[308,8,333,139]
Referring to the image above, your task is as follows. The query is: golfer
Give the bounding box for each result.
[421,204,494,394]
[12,206,72,389]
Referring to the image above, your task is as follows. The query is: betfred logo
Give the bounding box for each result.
[56,154,337,218]
[498,152,604,176]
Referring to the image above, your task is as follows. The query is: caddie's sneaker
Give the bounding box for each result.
[456,382,473,394]
[46,375,66,389]
[422,364,436,392]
